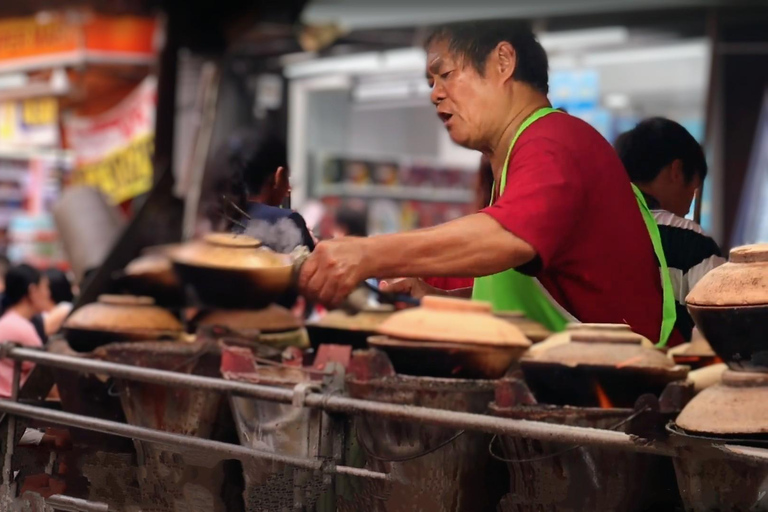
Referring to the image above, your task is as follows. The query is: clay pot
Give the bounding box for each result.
[115,247,185,306]
[528,323,654,357]
[686,243,768,371]
[676,369,768,435]
[521,323,688,407]
[369,296,531,379]
[195,305,301,335]
[307,307,393,350]
[194,306,309,350]
[494,311,551,343]
[169,233,299,309]
[63,295,183,352]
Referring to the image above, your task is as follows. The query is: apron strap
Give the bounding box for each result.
[495,107,561,201]
[631,184,677,347]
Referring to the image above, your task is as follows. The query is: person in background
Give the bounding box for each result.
[0,265,50,397]
[227,130,316,253]
[614,117,725,341]
[333,206,368,238]
[41,269,75,338]
[0,255,10,294]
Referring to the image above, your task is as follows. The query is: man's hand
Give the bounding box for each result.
[379,278,445,299]
[298,238,367,307]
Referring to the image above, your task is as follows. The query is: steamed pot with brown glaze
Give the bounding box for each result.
[169,233,299,309]
[686,243,768,371]
[63,295,183,352]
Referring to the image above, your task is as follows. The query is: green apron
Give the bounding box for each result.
[472,107,677,347]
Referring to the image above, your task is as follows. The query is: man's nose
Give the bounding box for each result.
[430,83,445,106]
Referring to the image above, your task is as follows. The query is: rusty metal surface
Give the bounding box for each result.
[493,403,681,512]
[670,427,768,512]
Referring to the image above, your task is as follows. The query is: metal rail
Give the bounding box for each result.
[0,400,389,481]
[3,346,672,456]
[45,494,110,512]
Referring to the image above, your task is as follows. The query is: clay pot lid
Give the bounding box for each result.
[375,296,531,347]
[125,254,173,275]
[525,323,675,370]
[169,233,292,271]
[494,311,551,342]
[312,309,393,332]
[676,370,768,435]
[197,305,301,333]
[687,243,768,307]
[64,295,183,333]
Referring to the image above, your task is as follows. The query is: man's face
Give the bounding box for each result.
[426,40,502,150]
[675,174,701,218]
[663,160,701,217]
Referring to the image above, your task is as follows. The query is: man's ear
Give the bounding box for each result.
[494,42,517,83]
[274,166,285,189]
[669,159,685,185]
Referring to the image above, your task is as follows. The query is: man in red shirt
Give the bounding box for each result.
[298,20,674,344]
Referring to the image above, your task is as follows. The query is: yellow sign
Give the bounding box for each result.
[22,97,57,126]
[72,135,154,204]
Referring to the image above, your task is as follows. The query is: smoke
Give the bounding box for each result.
[243,217,305,254]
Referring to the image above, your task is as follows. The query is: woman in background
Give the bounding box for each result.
[39,269,75,339]
[0,265,50,397]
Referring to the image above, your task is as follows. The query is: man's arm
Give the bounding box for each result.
[299,213,535,305]
[361,213,536,278]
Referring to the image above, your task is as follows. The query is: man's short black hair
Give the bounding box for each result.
[227,130,288,195]
[335,206,368,237]
[615,117,708,184]
[425,20,549,94]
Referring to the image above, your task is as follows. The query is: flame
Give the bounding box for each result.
[593,380,614,409]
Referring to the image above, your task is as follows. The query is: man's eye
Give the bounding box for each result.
[441,70,453,79]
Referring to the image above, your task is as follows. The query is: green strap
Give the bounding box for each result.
[631,184,677,347]
[497,107,561,199]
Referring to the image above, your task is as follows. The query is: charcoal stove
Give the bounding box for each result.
[339,349,508,512]
[222,343,352,512]
[492,376,690,512]
[670,369,768,511]
[493,325,692,511]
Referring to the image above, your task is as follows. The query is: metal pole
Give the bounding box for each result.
[2,359,22,490]
[45,494,110,512]
[4,347,671,456]
[0,400,388,481]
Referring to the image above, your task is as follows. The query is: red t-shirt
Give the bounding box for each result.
[482,113,683,346]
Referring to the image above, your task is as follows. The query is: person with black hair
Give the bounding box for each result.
[299,20,680,346]
[615,118,725,341]
[333,207,368,238]
[219,130,315,254]
[0,264,50,397]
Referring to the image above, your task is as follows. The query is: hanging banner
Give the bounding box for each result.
[0,16,80,72]
[0,13,159,72]
[65,76,157,204]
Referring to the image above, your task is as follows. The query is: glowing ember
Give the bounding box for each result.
[593,380,614,409]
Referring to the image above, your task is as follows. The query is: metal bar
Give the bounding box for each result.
[4,347,671,456]
[45,494,110,512]
[2,359,22,489]
[0,400,387,481]
[6,347,294,403]
[0,400,317,469]
[304,394,676,457]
